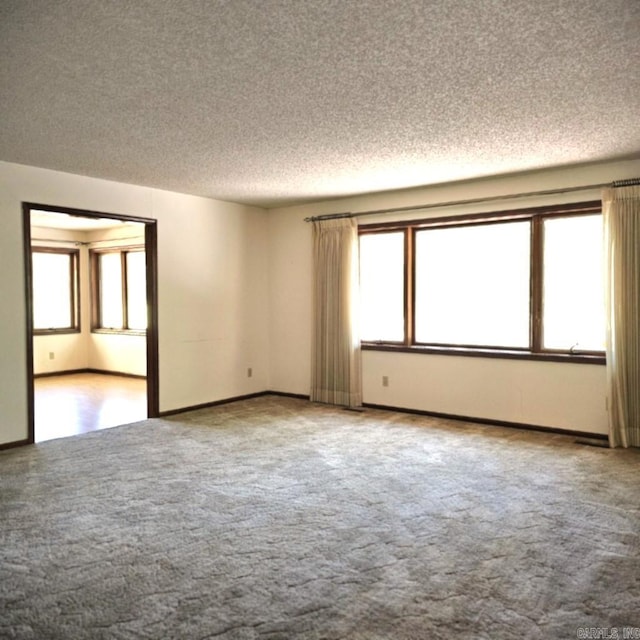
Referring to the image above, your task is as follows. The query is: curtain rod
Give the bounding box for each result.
[303,177,640,223]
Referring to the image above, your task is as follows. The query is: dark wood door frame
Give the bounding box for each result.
[22,202,159,445]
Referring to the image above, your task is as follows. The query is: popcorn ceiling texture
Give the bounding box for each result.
[0,0,638,207]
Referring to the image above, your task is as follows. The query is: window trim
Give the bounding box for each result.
[31,247,81,335]
[359,200,605,365]
[90,245,146,335]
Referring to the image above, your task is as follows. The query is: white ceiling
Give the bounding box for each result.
[1,0,639,208]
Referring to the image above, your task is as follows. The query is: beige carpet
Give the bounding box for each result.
[1,395,638,639]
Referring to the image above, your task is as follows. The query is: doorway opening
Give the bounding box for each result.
[23,203,159,443]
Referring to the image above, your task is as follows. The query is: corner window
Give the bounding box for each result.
[358,202,605,363]
[32,248,80,334]
[91,248,146,333]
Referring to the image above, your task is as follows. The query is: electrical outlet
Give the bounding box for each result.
[247,367,252,378]
[382,375,389,387]
[49,352,55,360]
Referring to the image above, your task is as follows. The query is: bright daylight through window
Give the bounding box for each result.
[359,203,605,361]
[32,249,79,333]
[542,215,605,351]
[93,249,147,332]
[414,222,530,348]
[359,231,405,342]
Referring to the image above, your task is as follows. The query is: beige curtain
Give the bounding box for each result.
[603,185,640,448]
[310,218,362,408]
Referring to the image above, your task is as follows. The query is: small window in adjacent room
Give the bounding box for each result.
[91,248,147,332]
[125,251,147,331]
[32,248,80,333]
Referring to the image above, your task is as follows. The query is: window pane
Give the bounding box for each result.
[126,251,147,330]
[99,253,123,329]
[32,252,73,329]
[359,232,405,341]
[415,221,531,348]
[543,215,604,351]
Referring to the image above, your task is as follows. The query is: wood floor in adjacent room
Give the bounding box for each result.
[34,372,147,443]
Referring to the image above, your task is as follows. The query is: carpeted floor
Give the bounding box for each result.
[1,395,639,639]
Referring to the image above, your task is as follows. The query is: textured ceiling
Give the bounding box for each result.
[1,0,639,208]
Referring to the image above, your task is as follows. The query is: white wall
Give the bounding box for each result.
[362,351,607,433]
[0,161,269,445]
[152,189,269,410]
[88,334,147,376]
[268,159,640,435]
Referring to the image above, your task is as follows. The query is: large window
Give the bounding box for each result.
[91,248,147,332]
[32,248,80,334]
[359,202,605,362]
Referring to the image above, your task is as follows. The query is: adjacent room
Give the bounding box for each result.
[1,1,639,638]
[29,209,149,442]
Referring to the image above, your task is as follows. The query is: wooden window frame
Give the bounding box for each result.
[90,246,146,335]
[32,247,80,335]
[359,201,605,364]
